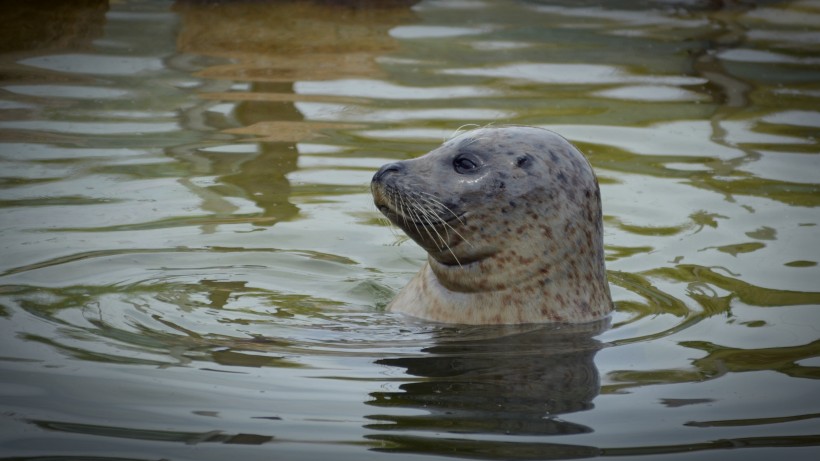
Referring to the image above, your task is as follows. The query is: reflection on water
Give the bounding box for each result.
[1,0,819,460]
[367,322,607,457]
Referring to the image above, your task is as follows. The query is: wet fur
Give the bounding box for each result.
[371,126,612,325]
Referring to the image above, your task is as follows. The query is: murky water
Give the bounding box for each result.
[1,1,819,460]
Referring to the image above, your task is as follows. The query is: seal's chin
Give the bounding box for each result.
[430,243,498,268]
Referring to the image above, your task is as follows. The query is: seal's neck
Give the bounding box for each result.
[428,214,602,293]
[391,259,611,324]
[417,211,611,324]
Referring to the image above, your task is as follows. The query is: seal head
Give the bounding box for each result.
[371,126,612,324]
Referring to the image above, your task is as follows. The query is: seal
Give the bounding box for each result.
[371,126,612,324]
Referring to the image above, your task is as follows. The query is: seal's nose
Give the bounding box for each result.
[372,162,404,183]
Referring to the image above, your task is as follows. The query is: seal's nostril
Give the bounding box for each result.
[372,162,404,182]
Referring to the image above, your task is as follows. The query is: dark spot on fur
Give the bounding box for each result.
[541,226,553,239]
[508,200,517,208]
[549,151,559,163]
[516,155,532,168]
[557,172,567,183]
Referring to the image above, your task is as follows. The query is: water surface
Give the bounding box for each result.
[1,1,819,460]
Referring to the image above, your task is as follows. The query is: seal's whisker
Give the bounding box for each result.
[398,194,424,243]
[409,196,463,268]
[378,182,466,267]
[387,188,426,248]
[382,206,402,239]
[387,190,414,243]
[406,189,462,251]
[407,200,445,252]
[394,192,406,226]
[448,124,482,141]
[398,193,433,248]
[414,195,474,248]
[416,192,466,225]
[413,197,450,244]
[414,195,461,228]
[441,221,473,249]
[409,196,446,250]
[413,195,450,240]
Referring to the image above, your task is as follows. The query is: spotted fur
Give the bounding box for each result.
[371,126,612,324]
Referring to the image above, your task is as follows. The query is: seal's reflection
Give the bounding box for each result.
[367,321,608,447]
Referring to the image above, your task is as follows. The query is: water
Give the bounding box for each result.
[1,0,819,459]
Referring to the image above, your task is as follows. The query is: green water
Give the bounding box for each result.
[1,1,819,460]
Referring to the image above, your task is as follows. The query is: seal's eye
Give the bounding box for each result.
[453,154,480,174]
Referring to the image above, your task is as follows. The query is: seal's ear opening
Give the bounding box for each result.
[516,154,533,168]
[373,162,404,183]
